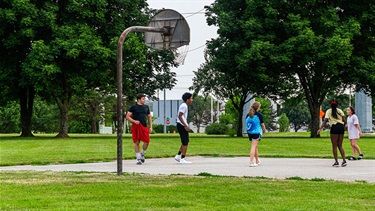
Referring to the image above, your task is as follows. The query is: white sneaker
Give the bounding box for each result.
[256,159,261,166]
[250,163,258,167]
[180,158,192,164]
[174,155,181,162]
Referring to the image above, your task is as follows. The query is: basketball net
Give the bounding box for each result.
[172,44,189,65]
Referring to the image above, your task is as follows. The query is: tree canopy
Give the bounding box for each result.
[194,0,374,137]
[1,0,178,137]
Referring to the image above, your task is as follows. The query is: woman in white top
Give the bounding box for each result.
[346,106,363,160]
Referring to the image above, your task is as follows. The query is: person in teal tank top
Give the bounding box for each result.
[246,102,266,167]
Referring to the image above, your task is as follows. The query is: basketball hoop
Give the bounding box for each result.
[116,9,190,175]
[144,9,190,64]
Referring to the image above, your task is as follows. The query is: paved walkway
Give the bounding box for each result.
[1,157,374,183]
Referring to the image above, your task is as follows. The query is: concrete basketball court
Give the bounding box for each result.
[1,157,374,183]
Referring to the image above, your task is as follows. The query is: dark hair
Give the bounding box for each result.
[348,106,355,114]
[136,94,146,100]
[330,99,339,119]
[182,92,192,102]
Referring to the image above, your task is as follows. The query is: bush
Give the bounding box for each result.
[152,124,178,133]
[205,123,229,135]
[277,113,290,132]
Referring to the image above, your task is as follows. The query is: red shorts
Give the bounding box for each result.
[131,124,150,143]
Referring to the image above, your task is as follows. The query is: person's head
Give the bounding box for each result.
[248,101,261,117]
[136,94,146,105]
[330,99,338,109]
[330,99,339,119]
[346,106,355,116]
[182,92,193,104]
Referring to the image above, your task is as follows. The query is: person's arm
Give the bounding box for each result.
[125,111,139,125]
[178,112,189,131]
[317,118,328,134]
[356,124,363,137]
[341,115,346,127]
[261,123,266,134]
[148,114,153,133]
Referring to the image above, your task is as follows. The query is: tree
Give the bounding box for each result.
[280,101,310,132]
[192,0,297,137]
[188,95,211,133]
[277,113,290,132]
[257,97,277,131]
[2,1,178,137]
[0,0,55,136]
[200,0,375,138]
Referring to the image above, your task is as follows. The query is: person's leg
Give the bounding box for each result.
[255,144,260,165]
[134,140,140,153]
[250,140,259,165]
[180,145,188,157]
[351,139,362,155]
[337,134,346,162]
[330,134,339,163]
[134,140,142,164]
[350,139,357,157]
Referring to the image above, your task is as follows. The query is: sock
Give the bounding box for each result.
[181,155,185,159]
[141,149,146,155]
[136,152,141,160]
[178,151,182,155]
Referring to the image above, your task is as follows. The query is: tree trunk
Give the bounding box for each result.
[310,105,321,138]
[19,86,35,137]
[235,99,246,138]
[55,96,71,138]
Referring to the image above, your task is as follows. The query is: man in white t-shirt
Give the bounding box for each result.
[174,93,193,164]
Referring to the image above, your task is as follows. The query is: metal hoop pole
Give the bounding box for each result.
[116,26,166,176]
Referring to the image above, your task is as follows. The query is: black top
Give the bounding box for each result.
[128,104,150,127]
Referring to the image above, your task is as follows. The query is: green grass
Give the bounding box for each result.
[1,132,375,210]
[1,132,374,166]
[1,171,374,210]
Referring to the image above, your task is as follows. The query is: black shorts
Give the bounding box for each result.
[248,134,261,141]
[177,123,189,145]
[330,123,344,135]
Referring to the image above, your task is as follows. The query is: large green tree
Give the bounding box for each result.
[198,0,374,138]
[0,0,56,136]
[1,1,177,137]
[192,0,296,137]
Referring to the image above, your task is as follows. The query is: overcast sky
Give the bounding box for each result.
[147,0,218,99]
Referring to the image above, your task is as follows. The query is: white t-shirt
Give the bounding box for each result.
[347,114,360,139]
[176,102,188,126]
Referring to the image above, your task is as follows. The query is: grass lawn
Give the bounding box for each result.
[1,132,374,210]
[1,171,374,210]
[0,132,374,166]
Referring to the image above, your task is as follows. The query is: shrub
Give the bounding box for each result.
[205,123,229,135]
[277,113,290,132]
[152,124,178,133]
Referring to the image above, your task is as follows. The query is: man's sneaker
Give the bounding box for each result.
[140,154,145,163]
[341,161,347,167]
[332,162,339,167]
[250,163,258,167]
[136,159,142,165]
[180,158,192,164]
[174,155,181,162]
[256,159,261,166]
[358,154,363,160]
[348,156,357,161]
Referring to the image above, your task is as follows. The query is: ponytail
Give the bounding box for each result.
[248,102,261,118]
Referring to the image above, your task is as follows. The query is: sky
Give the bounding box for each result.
[147,0,218,100]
